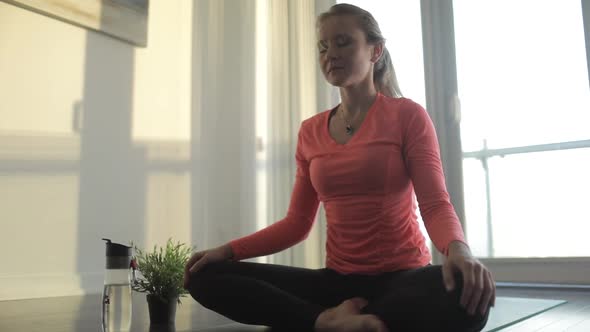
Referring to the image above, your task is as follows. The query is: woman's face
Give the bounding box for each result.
[317,15,379,89]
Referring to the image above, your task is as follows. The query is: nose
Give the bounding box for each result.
[325,46,339,60]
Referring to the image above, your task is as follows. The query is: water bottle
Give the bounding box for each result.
[102,238,136,332]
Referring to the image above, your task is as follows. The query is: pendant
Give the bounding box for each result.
[345,125,353,135]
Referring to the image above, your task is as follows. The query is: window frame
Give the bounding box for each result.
[421,0,590,284]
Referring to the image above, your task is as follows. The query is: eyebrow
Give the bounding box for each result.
[318,33,352,44]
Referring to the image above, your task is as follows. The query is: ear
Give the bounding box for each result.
[371,43,384,63]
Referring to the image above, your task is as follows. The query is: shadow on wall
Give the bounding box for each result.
[74,3,147,331]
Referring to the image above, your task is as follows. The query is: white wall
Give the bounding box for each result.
[0,0,260,300]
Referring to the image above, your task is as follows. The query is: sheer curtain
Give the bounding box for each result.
[257,0,336,268]
[191,0,258,253]
[191,0,335,268]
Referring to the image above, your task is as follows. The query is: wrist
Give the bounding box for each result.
[221,243,235,260]
[448,240,471,257]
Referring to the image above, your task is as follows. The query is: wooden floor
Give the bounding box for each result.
[0,287,589,331]
[0,291,265,332]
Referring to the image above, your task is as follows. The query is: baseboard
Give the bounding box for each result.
[0,272,104,301]
[481,257,590,284]
[496,281,590,290]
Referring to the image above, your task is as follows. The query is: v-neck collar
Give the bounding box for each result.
[325,93,381,147]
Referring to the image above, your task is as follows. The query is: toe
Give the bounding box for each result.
[348,297,369,310]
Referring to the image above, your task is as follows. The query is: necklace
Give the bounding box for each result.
[338,106,362,136]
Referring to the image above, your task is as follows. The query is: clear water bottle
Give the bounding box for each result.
[102,238,136,332]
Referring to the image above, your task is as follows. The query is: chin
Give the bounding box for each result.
[326,77,348,87]
[324,71,348,86]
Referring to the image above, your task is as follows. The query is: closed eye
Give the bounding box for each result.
[335,35,351,47]
[317,35,352,54]
[318,40,328,53]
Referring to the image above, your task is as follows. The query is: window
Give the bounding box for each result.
[454,0,590,259]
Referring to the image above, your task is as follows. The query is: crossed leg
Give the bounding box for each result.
[361,265,490,332]
[187,262,488,331]
[187,261,384,331]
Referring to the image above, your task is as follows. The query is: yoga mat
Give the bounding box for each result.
[192,296,567,331]
[483,296,567,331]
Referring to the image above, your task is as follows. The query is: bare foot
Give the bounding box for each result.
[346,297,369,311]
[314,298,389,332]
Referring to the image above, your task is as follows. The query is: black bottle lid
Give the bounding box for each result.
[102,238,132,257]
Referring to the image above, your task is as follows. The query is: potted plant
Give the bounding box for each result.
[131,238,195,325]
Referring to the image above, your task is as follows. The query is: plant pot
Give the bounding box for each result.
[146,294,178,325]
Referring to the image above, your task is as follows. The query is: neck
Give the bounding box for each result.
[338,82,378,116]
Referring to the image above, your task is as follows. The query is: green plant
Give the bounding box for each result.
[131,238,195,304]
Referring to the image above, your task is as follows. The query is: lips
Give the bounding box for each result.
[328,66,344,74]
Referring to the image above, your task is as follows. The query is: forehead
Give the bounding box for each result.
[318,15,365,40]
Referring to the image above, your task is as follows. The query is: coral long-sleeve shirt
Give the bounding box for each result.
[230,93,467,274]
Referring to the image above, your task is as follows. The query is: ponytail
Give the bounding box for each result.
[374,46,403,98]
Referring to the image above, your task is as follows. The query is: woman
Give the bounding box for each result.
[184,4,495,332]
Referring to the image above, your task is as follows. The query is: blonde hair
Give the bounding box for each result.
[317,3,403,98]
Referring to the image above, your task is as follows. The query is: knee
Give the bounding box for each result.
[423,265,465,300]
[186,270,207,302]
[446,270,491,331]
[450,270,465,299]
[186,264,222,306]
[469,308,490,332]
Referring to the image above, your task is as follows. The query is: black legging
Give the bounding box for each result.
[187,261,489,331]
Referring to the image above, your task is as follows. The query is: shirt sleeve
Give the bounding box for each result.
[229,125,320,261]
[401,100,468,256]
